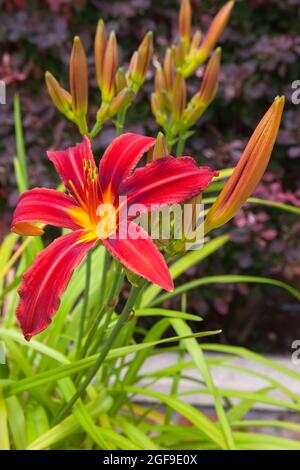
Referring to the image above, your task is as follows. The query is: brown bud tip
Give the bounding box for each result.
[179,0,192,45]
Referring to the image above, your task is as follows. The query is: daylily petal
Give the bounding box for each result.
[11,188,80,236]
[17,230,95,340]
[101,222,173,292]
[120,156,216,214]
[47,136,95,203]
[98,133,155,199]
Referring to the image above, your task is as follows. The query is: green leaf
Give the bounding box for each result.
[6,396,27,449]
[150,274,300,306]
[14,94,28,189]
[135,308,203,322]
[125,386,226,449]
[3,329,221,396]
[116,416,158,450]
[0,393,10,450]
[27,392,112,450]
[26,404,50,445]
[170,319,235,450]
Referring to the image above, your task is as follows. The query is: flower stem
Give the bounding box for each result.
[75,251,92,359]
[77,115,89,136]
[53,282,144,425]
[81,261,123,359]
[89,121,103,139]
[94,249,110,315]
[115,107,127,136]
[176,131,187,156]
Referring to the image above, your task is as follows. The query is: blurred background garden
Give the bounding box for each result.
[1,0,300,353]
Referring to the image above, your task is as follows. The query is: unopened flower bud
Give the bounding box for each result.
[94,19,107,90]
[102,31,118,102]
[151,93,167,127]
[190,30,202,53]
[173,40,186,66]
[152,132,169,160]
[115,67,127,93]
[198,1,234,62]
[69,36,88,117]
[108,88,134,117]
[172,70,186,120]
[179,0,192,46]
[131,31,153,88]
[204,96,285,233]
[164,48,175,92]
[45,72,72,117]
[199,47,221,105]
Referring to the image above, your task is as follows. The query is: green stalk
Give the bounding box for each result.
[81,262,124,358]
[52,283,144,425]
[77,114,89,136]
[14,94,28,189]
[96,249,110,313]
[89,121,103,139]
[164,347,184,424]
[175,131,187,156]
[115,106,128,136]
[75,251,92,359]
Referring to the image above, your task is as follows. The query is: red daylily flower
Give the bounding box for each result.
[11,133,215,339]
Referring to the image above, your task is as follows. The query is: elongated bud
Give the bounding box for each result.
[190,30,202,53]
[153,132,169,160]
[173,40,185,66]
[179,0,191,46]
[102,31,118,102]
[155,73,171,111]
[45,72,72,116]
[131,32,153,87]
[198,1,234,61]
[164,48,175,92]
[172,69,186,119]
[154,64,166,93]
[151,92,161,116]
[95,19,107,90]
[70,36,88,117]
[96,103,110,123]
[115,67,126,92]
[108,88,134,117]
[199,47,221,105]
[128,51,138,77]
[183,48,220,126]
[151,93,167,127]
[204,96,285,233]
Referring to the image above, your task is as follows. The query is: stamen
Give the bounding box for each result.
[68,180,87,210]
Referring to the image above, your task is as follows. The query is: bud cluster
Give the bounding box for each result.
[46,20,154,137]
[151,47,221,147]
[175,0,234,78]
